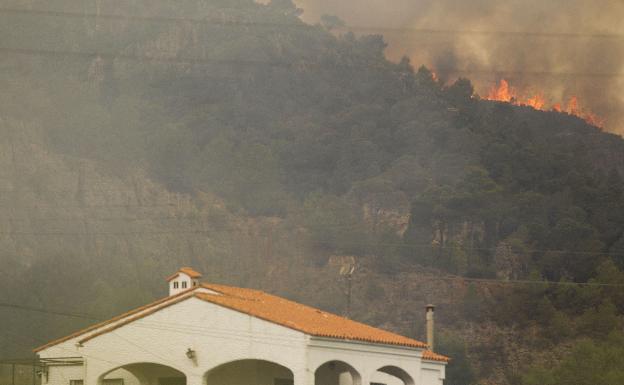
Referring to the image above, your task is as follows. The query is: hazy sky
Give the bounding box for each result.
[296,0,624,133]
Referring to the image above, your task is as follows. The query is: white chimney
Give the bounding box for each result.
[425,304,435,350]
[166,267,202,296]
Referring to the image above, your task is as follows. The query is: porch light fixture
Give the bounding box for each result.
[186,348,196,359]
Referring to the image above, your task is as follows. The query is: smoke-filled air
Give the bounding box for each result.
[4,2,624,385]
[298,0,624,133]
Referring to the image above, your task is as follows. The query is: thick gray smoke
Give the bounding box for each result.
[297,0,624,133]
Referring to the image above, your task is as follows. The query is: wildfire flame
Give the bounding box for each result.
[484,79,605,128]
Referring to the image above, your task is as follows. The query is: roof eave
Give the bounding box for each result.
[308,335,426,352]
[33,287,199,353]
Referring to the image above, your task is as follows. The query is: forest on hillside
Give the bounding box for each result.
[2,1,624,384]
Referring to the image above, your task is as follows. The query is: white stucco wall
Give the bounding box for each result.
[38,295,446,385]
[419,364,445,385]
[103,368,140,385]
[46,364,84,385]
[205,359,293,385]
[307,338,425,385]
[102,364,184,385]
[370,371,405,385]
[169,273,199,297]
[40,296,308,385]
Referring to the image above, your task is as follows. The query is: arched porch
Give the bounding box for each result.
[314,361,361,385]
[99,363,186,385]
[370,366,414,385]
[204,359,294,385]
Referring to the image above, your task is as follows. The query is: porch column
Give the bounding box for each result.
[186,374,203,385]
[293,368,314,385]
[84,369,101,385]
[359,373,371,385]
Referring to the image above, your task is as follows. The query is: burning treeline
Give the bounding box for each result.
[484,79,605,128]
[298,0,624,134]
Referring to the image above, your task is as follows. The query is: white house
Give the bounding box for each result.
[34,268,448,385]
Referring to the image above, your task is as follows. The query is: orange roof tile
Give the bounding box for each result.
[194,283,429,349]
[166,267,202,281]
[422,350,450,362]
[33,287,197,352]
[39,283,445,357]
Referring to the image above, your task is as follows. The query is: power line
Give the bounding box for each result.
[1,6,623,40]
[2,223,623,257]
[0,213,236,222]
[0,302,99,321]
[350,26,624,40]
[0,7,312,30]
[0,224,624,258]
[2,274,624,348]
[132,322,305,346]
[1,301,324,345]
[444,69,624,79]
[135,319,305,342]
[308,238,624,257]
[0,7,623,79]
[3,275,624,352]
[1,44,623,80]
[1,275,623,324]
[0,301,360,349]
[109,330,180,368]
[0,202,180,209]
[0,46,297,68]
[423,275,624,287]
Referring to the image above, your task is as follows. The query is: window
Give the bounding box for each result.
[70,380,84,385]
[182,281,187,288]
[193,281,197,287]
[173,281,179,289]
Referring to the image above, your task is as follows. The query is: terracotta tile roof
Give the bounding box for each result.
[37,283,447,358]
[165,267,202,281]
[422,350,450,362]
[195,283,429,349]
[33,287,197,352]
[78,293,195,345]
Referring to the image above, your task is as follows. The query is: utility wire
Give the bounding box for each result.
[1,6,623,40]
[0,302,99,321]
[1,303,323,345]
[132,323,305,347]
[109,330,181,368]
[1,274,624,325]
[1,6,623,90]
[0,7,314,30]
[1,45,624,79]
[1,226,623,258]
[3,275,624,352]
[420,275,624,287]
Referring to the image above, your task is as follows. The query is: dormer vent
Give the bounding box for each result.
[166,267,202,296]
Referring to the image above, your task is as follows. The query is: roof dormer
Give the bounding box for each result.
[166,267,202,296]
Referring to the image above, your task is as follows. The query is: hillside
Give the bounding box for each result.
[2,1,624,384]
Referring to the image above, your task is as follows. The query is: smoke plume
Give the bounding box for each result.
[296,0,624,133]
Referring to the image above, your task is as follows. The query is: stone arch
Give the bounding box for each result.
[204,359,294,385]
[370,366,414,385]
[98,362,186,385]
[314,360,361,385]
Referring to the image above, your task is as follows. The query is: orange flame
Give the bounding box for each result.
[484,79,604,128]
[487,79,514,102]
[525,94,546,110]
[567,96,579,116]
